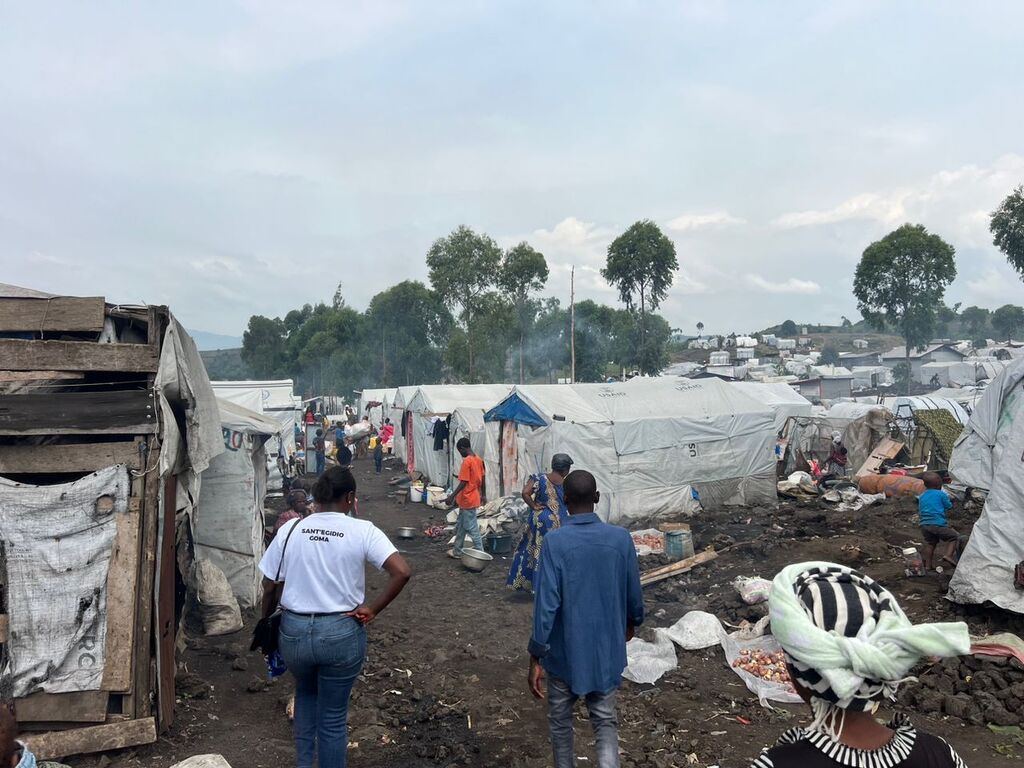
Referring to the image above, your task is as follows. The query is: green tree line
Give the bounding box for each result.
[237,221,678,396]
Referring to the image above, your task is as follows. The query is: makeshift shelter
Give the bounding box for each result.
[732,382,813,433]
[781,406,894,477]
[947,357,1024,613]
[403,384,512,486]
[210,379,299,488]
[0,285,223,760]
[484,378,777,524]
[193,399,279,610]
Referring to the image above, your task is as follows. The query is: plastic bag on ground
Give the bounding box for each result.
[171,757,233,768]
[192,559,243,636]
[732,576,773,605]
[623,631,678,684]
[630,528,665,555]
[661,611,726,650]
[721,632,802,705]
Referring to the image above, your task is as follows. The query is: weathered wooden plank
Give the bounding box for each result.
[0,391,155,435]
[15,691,109,723]
[132,442,160,721]
[0,297,105,333]
[0,440,143,474]
[0,371,85,383]
[0,339,158,373]
[640,548,718,587]
[0,614,7,643]
[101,494,143,692]
[23,717,156,760]
[156,474,176,730]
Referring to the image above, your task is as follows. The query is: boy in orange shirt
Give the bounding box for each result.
[446,438,486,558]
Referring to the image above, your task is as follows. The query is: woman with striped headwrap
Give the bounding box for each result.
[752,562,971,768]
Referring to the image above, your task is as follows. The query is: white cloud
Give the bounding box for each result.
[772,192,908,229]
[666,210,745,232]
[771,154,1024,245]
[745,274,822,294]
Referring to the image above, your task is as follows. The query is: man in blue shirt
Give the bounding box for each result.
[528,469,644,768]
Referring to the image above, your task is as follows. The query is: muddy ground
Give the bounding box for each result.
[67,458,1022,767]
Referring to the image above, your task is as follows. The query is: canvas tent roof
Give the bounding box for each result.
[486,378,778,521]
[882,343,965,360]
[210,380,299,411]
[732,382,813,431]
[947,357,1024,613]
[216,398,281,436]
[407,384,514,416]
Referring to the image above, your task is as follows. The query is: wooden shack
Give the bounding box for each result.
[0,284,222,761]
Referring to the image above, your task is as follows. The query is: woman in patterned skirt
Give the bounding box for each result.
[506,454,573,593]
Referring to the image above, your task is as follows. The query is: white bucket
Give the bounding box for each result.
[409,484,425,503]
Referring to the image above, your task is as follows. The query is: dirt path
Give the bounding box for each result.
[68,458,1020,767]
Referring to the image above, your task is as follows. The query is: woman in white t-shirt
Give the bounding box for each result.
[259,466,411,768]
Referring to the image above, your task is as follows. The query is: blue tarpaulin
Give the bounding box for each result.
[484,393,546,427]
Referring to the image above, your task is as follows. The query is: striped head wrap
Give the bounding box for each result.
[769,562,970,736]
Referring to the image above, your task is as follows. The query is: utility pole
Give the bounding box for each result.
[570,265,576,384]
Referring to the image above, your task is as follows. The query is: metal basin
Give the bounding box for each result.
[395,527,417,540]
[460,548,493,573]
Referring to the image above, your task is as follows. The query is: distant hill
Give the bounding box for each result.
[199,348,252,380]
[188,329,243,351]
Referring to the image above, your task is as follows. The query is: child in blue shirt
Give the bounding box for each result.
[918,472,959,572]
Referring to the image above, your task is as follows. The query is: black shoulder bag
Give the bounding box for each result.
[251,521,299,655]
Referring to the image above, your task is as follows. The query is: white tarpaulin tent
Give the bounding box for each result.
[450,407,502,501]
[404,384,512,486]
[194,399,280,609]
[210,380,299,488]
[947,357,1024,613]
[732,382,813,433]
[485,378,777,524]
[358,388,397,427]
[389,386,420,464]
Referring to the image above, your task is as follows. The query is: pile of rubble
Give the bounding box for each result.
[900,655,1024,726]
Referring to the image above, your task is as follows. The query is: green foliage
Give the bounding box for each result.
[779,319,798,335]
[498,242,549,382]
[365,281,454,387]
[427,225,503,323]
[199,348,251,380]
[853,223,957,357]
[991,185,1024,280]
[991,304,1024,342]
[602,220,678,375]
[893,361,912,394]
[819,345,840,366]
[427,225,504,379]
[960,306,990,337]
[602,220,678,315]
[241,315,287,377]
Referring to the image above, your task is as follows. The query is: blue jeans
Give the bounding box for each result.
[453,507,483,556]
[548,676,620,768]
[279,612,367,768]
[315,452,326,475]
[374,454,383,473]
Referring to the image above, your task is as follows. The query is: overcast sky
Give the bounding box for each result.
[2,1,1022,338]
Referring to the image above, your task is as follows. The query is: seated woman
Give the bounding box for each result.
[753,562,970,768]
[506,453,572,593]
